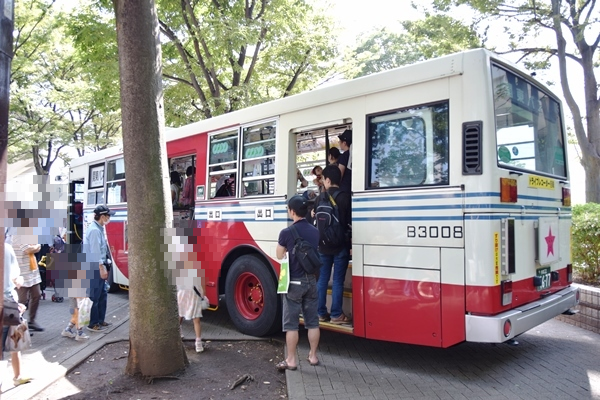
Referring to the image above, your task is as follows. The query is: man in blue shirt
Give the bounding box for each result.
[84,205,115,332]
[275,195,320,370]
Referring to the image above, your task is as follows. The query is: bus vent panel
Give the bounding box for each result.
[462,121,483,175]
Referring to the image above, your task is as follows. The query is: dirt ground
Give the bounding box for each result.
[33,339,287,400]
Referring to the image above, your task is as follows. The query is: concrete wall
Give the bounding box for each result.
[555,283,600,334]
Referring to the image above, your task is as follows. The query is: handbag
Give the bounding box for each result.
[5,320,32,352]
[2,296,21,326]
[193,287,210,310]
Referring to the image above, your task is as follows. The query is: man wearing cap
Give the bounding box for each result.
[275,195,321,370]
[337,129,352,194]
[85,205,115,332]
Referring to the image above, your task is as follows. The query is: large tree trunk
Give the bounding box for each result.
[0,0,15,337]
[113,0,187,376]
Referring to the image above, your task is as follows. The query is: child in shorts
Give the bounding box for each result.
[61,297,90,341]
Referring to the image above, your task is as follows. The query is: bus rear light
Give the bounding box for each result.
[567,264,573,283]
[500,178,517,203]
[551,271,559,282]
[501,279,512,306]
[562,187,571,206]
[533,276,542,288]
[503,319,512,337]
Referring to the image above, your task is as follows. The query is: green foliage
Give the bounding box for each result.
[158,0,337,124]
[63,3,120,113]
[572,203,600,282]
[9,0,121,174]
[74,0,337,126]
[345,14,482,79]
[428,0,600,203]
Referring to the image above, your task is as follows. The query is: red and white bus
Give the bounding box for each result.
[68,49,578,347]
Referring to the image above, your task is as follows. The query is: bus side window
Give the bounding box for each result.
[170,155,196,207]
[208,130,238,198]
[241,122,276,196]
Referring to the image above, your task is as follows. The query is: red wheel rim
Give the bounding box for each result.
[234,272,264,320]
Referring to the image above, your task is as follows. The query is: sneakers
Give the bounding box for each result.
[86,324,107,333]
[75,329,89,341]
[28,322,44,332]
[13,377,31,386]
[318,314,330,322]
[195,339,204,353]
[61,326,76,338]
[100,321,112,327]
[330,313,352,325]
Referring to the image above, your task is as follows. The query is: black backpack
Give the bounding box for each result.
[289,225,321,275]
[315,190,346,249]
[215,179,233,197]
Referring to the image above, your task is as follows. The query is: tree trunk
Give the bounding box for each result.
[113,0,187,376]
[32,145,48,175]
[550,0,600,203]
[582,152,600,203]
[0,0,15,339]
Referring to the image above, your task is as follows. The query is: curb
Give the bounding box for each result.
[60,317,130,375]
[11,318,130,400]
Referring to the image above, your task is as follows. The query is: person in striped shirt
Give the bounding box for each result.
[11,227,44,332]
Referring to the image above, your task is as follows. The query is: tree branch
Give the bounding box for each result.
[496,47,582,65]
[283,50,310,97]
[162,73,193,87]
[243,26,267,85]
[159,19,212,118]
[181,0,220,99]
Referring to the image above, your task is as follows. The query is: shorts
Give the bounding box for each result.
[281,275,319,331]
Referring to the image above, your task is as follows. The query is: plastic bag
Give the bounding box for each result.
[277,255,290,294]
[201,296,210,310]
[5,320,32,352]
[77,298,93,328]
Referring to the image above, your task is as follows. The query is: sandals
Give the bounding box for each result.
[276,360,297,371]
[330,313,352,325]
[318,313,330,322]
[306,357,320,366]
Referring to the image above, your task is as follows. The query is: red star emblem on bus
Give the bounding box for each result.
[545,227,555,256]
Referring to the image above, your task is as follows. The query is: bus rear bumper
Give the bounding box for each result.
[465,286,579,343]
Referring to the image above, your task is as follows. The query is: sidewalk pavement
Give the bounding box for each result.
[1,290,263,400]
[5,288,598,400]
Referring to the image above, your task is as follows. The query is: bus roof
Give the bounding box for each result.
[71,48,507,169]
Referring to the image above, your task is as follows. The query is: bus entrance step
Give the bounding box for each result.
[299,316,354,333]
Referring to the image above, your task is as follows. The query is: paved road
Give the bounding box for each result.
[4,287,599,400]
[289,319,600,400]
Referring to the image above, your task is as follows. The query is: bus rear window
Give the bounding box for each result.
[492,65,566,178]
[367,102,449,189]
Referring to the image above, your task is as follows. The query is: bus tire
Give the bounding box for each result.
[225,255,281,337]
[107,268,120,293]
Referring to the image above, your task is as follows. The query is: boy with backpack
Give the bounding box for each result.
[314,165,352,324]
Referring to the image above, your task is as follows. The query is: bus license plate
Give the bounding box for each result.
[537,267,551,291]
